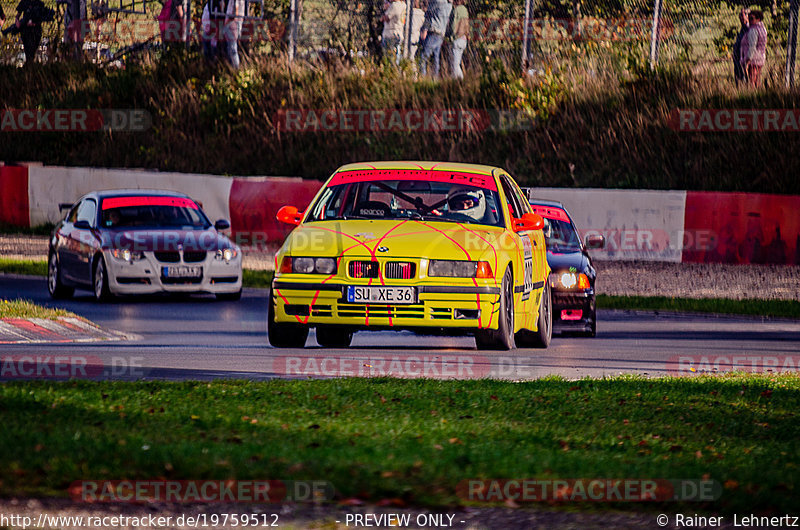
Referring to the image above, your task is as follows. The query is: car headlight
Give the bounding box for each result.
[552,271,591,290]
[428,260,493,278]
[279,257,338,274]
[215,248,239,263]
[112,249,144,263]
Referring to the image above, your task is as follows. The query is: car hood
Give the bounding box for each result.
[282,220,505,260]
[546,249,588,272]
[101,229,234,252]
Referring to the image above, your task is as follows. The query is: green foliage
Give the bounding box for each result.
[1,375,799,512]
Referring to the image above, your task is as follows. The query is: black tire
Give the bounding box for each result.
[216,289,242,301]
[517,282,552,348]
[48,252,74,299]
[315,325,353,348]
[267,290,309,348]
[93,255,114,302]
[475,266,515,351]
[580,309,597,338]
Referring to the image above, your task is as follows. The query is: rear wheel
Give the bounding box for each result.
[267,290,309,348]
[517,283,552,348]
[48,252,74,299]
[93,256,113,302]
[315,325,353,348]
[475,266,515,351]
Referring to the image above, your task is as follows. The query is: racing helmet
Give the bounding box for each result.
[447,186,486,220]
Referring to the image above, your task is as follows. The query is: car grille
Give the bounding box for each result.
[154,251,180,263]
[336,304,425,319]
[349,261,380,279]
[183,251,207,263]
[384,262,416,279]
[161,276,202,285]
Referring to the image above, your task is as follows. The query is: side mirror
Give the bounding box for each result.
[215,219,231,231]
[73,220,92,230]
[512,213,544,232]
[584,234,605,249]
[277,205,303,226]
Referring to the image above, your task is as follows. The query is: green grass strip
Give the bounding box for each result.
[0,258,47,277]
[0,298,75,319]
[597,294,800,319]
[0,375,797,513]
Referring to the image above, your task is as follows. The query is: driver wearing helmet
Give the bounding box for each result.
[447,186,486,221]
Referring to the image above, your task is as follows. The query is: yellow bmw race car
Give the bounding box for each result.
[269,161,552,350]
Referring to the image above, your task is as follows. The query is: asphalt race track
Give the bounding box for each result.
[2,275,800,381]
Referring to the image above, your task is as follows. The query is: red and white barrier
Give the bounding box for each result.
[1,163,798,265]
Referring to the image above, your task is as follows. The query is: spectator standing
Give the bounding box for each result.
[449,0,468,79]
[6,0,53,66]
[224,0,245,68]
[381,0,405,63]
[202,0,225,60]
[732,8,749,84]
[741,9,767,87]
[408,0,425,58]
[158,0,187,45]
[419,0,451,77]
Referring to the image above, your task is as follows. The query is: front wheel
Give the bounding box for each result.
[315,325,353,348]
[517,283,552,348]
[48,252,74,299]
[579,308,597,338]
[267,290,309,348]
[475,266,515,351]
[93,256,114,302]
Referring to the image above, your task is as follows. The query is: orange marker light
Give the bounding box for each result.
[279,257,293,274]
[578,273,591,290]
[476,261,494,278]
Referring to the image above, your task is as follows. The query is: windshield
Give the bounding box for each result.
[100,196,211,229]
[307,179,505,227]
[543,216,581,251]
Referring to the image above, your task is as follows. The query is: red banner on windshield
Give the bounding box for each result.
[531,205,570,222]
[101,196,199,210]
[328,169,498,191]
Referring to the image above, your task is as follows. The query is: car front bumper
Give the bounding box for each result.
[551,289,595,331]
[105,251,242,295]
[272,280,502,331]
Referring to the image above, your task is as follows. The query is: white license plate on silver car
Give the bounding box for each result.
[347,286,416,304]
[162,266,202,278]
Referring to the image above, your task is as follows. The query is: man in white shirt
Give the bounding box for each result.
[382,0,405,63]
[740,9,768,87]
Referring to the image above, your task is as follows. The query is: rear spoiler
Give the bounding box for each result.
[58,203,73,211]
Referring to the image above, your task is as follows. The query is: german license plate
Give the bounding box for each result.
[347,286,416,304]
[162,266,202,278]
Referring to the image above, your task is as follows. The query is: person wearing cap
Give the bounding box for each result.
[732,8,749,84]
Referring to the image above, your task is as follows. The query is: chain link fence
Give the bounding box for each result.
[0,0,797,85]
